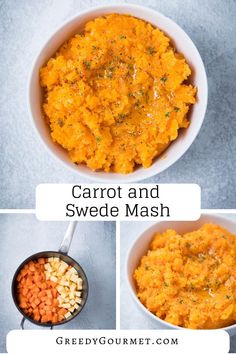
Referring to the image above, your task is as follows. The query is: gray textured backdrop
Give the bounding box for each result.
[0,0,236,208]
[120,214,236,352]
[0,215,116,352]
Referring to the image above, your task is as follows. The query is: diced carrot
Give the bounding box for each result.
[34,298,40,306]
[33,308,39,315]
[39,303,44,310]
[46,290,53,299]
[52,289,58,298]
[58,308,67,316]
[48,280,57,288]
[45,299,52,306]
[29,265,36,272]
[34,287,40,294]
[25,293,30,300]
[38,258,45,265]
[16,257,72,325]
[41,283,47,290]
[52,314,58,323]
[53,299,58,306]
[39,309,46,316]
[21,269,27,277]
[47,311,53,321]
[20,302,28,309]
[22,288,28,296]
[35,314,40,322]
[34,275,40,282]
[38,290,47,298]
[41,315,48,323]
[16,274,22,282]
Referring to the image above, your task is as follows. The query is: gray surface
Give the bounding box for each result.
[0,214,116,352]
[0,0,236,208]
[120,215,236,352]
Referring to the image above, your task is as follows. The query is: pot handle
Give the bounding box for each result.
[59,221,78,254]
[21,317,53,330]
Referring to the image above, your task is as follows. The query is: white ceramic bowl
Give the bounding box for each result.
[127,214,236,335]
[29,4,208,182]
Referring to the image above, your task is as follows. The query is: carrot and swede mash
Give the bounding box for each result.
[40,14,196,173]
[134,224,236,329]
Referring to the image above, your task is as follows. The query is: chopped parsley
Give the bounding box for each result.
[198,254,206,262]
[117,113,127,123]
[83,60,91,69]
[147,46,156,55]
[160,76,167,83]
[136,89,144,97]
[127,63,133,71]
[106,66,115,79]
[57,119,64,127]
[174,106,180,112]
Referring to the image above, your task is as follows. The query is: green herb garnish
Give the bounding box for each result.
[57,119,64,127]
[127,63,133,70]
[116,113,127,123]
[147,46,156,55]
[83,60,91,69]
[160,76,167,83]
[106,66,114,79]
[199,254,206,262]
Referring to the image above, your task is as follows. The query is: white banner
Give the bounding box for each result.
[7,329,229,354]
[36,184,201,221]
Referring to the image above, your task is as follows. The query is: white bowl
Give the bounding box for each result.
[29,4,208,182]
[127,214,236,335]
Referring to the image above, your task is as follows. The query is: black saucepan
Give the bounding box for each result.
[11,222,88,328]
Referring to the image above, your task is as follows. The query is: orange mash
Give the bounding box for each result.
[40,14,196,173]
[134,224,236,329]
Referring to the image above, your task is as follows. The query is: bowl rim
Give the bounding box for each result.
[28,3,208,182]
[126,214,236,331]
[12,251,89,327]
